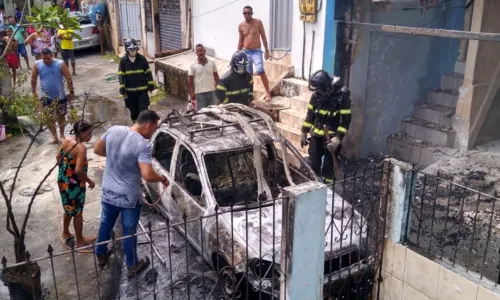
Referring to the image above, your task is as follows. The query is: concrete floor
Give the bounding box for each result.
[0,49,210,300]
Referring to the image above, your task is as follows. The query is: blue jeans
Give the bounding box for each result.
[95,201,142,267]
[242,49,265,75]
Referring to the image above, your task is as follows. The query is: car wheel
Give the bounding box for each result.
[219,265,243,299]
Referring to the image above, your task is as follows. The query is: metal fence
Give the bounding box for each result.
[405,170,500,285]
[1,164,388,300]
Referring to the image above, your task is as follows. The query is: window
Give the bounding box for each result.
[153,132,176,172]
[175,146,202,199]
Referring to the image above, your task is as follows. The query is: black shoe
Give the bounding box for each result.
[127,257,151,279]
[96,249,114,268]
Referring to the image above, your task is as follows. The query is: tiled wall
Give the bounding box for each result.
[374,239,500,300]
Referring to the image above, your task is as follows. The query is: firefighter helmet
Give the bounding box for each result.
[230,50,248,74]
[124,38,139,52]
[308,70,333,92]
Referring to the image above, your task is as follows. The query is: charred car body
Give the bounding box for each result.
[142,104,373,299]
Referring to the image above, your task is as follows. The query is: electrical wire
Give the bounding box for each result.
[191,0,241,19]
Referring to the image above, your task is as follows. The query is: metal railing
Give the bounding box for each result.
[1,164,387,300]
[405,170,500,284]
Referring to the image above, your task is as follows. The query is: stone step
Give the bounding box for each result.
[279,108,305,130]
[263,60,294,79]
[413,103,456,128]
[253,87,266,100]
[276,121,307,153]
[288,95,309,114]
[441,72,464,91]
[281,78,313,100]
[401,117,456,147]
[387,134,438,167]
[428,88,459,109]
[253,76,278,92]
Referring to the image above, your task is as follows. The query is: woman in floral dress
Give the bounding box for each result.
[57,120,96,249]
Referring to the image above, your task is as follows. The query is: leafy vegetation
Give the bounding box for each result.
[27,5,82,40]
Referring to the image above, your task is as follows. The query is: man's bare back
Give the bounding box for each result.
[238,19,263,50]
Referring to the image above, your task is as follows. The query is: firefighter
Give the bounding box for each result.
[215,50,253,106]
[300,70,352,183]
[118,38,155,122]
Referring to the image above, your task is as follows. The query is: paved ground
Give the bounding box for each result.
[0,48,210,300]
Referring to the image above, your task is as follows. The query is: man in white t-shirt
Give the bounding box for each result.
[188,44,220,110]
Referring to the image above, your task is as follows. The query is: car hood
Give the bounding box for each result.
[219,188,365,263]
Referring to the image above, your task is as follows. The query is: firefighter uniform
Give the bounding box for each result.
[301,87,352,183]
[118,53,155,122]
[215,70,253,106]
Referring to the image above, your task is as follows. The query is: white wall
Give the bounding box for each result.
[192,0,271,61]
[290,0,326,80]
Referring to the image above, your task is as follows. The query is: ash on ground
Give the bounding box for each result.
[408,150,500,283]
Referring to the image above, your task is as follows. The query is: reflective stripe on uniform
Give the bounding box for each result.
[223,97,229,104]
[315,109,336,116]
[217,85,227,91]
[145,68,152,74]
[148,81,155,85]
[125,70,145,75]
[302,121,313,128]
[312,127,334,136]
[118,71,125,75]
[119,84,125,88]
[340,109,351,114]
[249,79,253,84]
[226,88,251,96]
[308,104,314,110]
[323,177,334,183]
[125,86,148,91]
[337,126,347,133]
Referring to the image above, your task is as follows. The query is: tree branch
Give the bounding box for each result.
[20,120,106,236]
[0,1,29,62]
[0,180,17,236]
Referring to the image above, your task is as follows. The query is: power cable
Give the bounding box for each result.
[191,0,240,19]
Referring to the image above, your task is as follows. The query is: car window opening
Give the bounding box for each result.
[153,132,176,171]
[176,146,203,203]
[204,143,310,207]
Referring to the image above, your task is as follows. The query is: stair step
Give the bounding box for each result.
[441,72,464,91]
[414,103,456,128]
[263,60,294,79]
[253,86,266,100]
[401,117,455,147]
[279,108,305,130]
[428,88,459,109]
[387,134,438,167]
[288,95,309,114]
[253,76,278,92]
[276,122,306,153]
[281,78,313,99]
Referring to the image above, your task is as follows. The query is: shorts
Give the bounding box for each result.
[243,48,265,75]
[6,53,19,69]
[61,49,75,63]
[195,91,217,110]
[41,97,68,116]
[17,43,27,57]
[125,91,150,122]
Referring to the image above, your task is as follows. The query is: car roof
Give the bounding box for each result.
[158,106,276,155]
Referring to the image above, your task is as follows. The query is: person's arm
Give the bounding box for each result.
[188,64,195,99]
[259,20,270,60]
[118,58,126,96]
[74,146,93,185]
[138,145,169,186]
[212,62,219,86]
[301,94,316,134]
[215,77,228,104]
[334,88,352,139]
[93,138,106,157]
[61,63,74,100]
[25,33,34,45]
[31,64,38,98]
[144,58,155,91]
[22,28,28,40]
[237,24,244,50]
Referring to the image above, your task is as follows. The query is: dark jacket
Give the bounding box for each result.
[215,70,253,105]
[118,54,154,94]
[301,87,352,139]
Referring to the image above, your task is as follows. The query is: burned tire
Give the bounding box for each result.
[213,255,252,300]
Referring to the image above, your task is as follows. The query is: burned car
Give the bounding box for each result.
[142,104,373,299]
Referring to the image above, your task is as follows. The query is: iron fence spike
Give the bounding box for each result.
[47,244,54,254]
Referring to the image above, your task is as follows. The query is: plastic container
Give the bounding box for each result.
[0,124,6,142]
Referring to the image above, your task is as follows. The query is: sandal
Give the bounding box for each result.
[48,138,59,145]
[75,236,97,254]
[60,234,75,250]
[127,257,150,279]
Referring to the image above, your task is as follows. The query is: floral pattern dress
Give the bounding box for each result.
[57,149,88,216]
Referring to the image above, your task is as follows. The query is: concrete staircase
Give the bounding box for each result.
[387,72,463,166]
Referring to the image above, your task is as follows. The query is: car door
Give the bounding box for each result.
[169,144,207,248]
[150,131,177,219]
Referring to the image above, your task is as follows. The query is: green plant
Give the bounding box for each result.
[27,6,82,40]
[104,52,120,64]
[150,88,166,104]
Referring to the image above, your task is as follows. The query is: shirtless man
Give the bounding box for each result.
[238,5,271,102]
